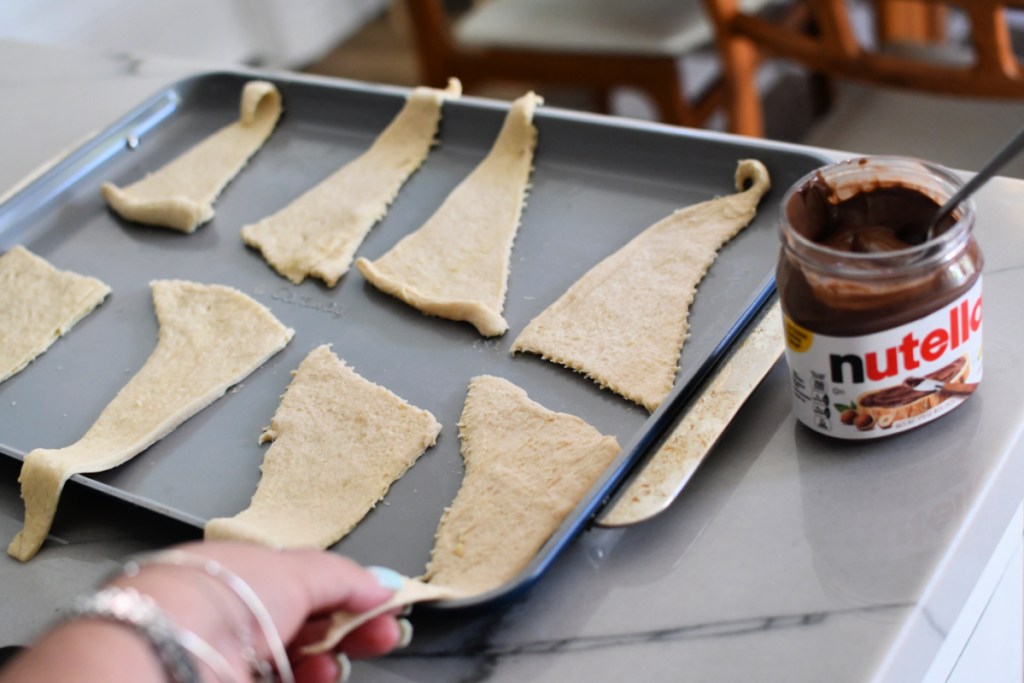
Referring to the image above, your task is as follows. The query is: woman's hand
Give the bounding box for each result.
[0,541,408,683]
[112,541,407,682]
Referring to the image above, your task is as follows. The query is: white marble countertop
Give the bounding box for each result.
[1,39,1023,682]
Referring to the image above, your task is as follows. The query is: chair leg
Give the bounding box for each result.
[721,36,764,137]
[808,72,835,118]
[404,0,460,88]
[591,87,614,116]
[645,63,698,127]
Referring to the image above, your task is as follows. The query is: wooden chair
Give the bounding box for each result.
[401,0,778,128]
[701,0,1024,137]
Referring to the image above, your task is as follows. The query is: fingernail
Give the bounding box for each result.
[395,618,414,649]
[367,566,405,592]
[335,653,352,683]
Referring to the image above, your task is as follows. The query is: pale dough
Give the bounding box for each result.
[101,80,283,233]
[422,375,621,596]
[7,280,294,561]
[242,80,462,286]
[303,577,459,655]
[599,302,784,527]
[204,345,442,548]
[0,246,110,384]
[357,91,542,336]
[512,159,771,411]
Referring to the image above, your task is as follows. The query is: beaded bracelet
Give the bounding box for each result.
[68,586,201,683]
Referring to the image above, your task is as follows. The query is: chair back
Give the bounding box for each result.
[401,0,770,127]
[702,0,1024,135]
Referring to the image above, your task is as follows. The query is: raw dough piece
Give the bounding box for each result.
[422,375,620,596]
[101,80,283,233]
[599,302,784,527]
[204,345,442,548]
[7,280,294,562]
[242,80,462,286]
[303,577,460,655]
[512,159,771,411]
[0,246,110,384]
[357,91,542,336]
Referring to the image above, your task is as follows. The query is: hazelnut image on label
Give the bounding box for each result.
[854,414,875,431]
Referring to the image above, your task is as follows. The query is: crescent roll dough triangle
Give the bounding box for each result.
[102,80,283,233]
[304,576,461,655]
[0,246,110,384]
[356,91,542,336]
[242,80,462,286]
[422,375,620,596]
[204,345,442,549]
[512,159,771,411]
[7,280,294,561]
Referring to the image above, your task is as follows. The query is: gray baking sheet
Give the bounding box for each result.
[0,72,828,607]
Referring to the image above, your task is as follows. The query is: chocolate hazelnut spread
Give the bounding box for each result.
[779,168,981,336]
[777,157,983,439]
[791,172,954,251]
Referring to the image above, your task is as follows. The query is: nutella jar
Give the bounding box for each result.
[778,157,983,439]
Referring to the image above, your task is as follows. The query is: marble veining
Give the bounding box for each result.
[403,603,913,660]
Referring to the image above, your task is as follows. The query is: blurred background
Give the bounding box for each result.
[3,0,1024,175]
[0,0,826,134]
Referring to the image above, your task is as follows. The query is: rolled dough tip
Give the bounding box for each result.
[735,159,771,193]
[240,81,282,125]
[444,78,463,96]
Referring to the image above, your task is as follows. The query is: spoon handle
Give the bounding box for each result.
[934,124,1024,226]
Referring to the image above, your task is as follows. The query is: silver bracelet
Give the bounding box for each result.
[125,550,294,683]
[68,586,201,683]
[175,627,237,683]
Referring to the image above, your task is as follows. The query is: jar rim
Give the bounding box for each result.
[779,155,975,270]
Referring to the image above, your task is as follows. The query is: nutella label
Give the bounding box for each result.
[783,279,982,438]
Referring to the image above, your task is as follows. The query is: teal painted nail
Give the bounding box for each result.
[367,566,405,592]
[335,653,352,683]
[395,618,414,649]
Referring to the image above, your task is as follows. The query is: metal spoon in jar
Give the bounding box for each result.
[926,124,1024,240]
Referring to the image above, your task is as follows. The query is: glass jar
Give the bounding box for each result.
[777,156,983,439]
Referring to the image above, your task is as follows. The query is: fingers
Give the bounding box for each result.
[283,549,396,616]
[341,615,410,659]
[167,542,413,670]
[174,542,395,636]
[290,613,405,660]
[342,613,406,659]
[293,653,343,683]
